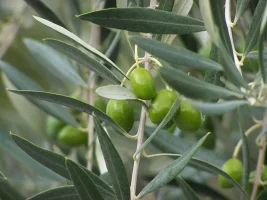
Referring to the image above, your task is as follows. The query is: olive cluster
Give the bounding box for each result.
[218,158,267,194]
[45,97,106,147]
[106,67,202,133]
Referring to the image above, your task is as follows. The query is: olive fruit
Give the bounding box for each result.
[174,100,201,132]
[46,116,65,139]
[197,117,216,149]
[148,89,178,124]
[106,100,134,132]
[130,67,156,100]
[218,158,243,188]
[58,126,88,147]
[94,98,107,113]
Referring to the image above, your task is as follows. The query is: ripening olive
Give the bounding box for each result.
[106,100,134,132]
[130,67,156,100]
[58,126,88,147]
[46,116,65,139]
[218,158,243,188]
[174,100,201,132]
[148,89,178,124]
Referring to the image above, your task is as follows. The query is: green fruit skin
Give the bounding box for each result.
[94,98,107,113]
[174,100,201,132]
[46,116,65,139]
[106,100,134,132]
[149,89,178,124]
[58,126,88,147]
[198,117,216,149]
[130,68,156,100]
[218,158,243,188]
[262,165,267,181]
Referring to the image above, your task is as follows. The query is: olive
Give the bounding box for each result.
[46,116,65,139]
[58,126,88,147]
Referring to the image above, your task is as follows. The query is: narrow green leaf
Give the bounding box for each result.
[131,37,222,71]
[0,177,24,200]
[234,0,250,24]
[78,8,205,34]
[8,90,128,136]
[27,186,79,200]
[116,0,128,8]
[244,0,267,57]
[157,0,174,12]
[44,39,121,84]
[237,111,250,194]
[93,116,130,200]
[210,0,233,56]
[247,50,267,59]
[96,85,137,100]
[177,176,199,200]
[159,67,237,100]
[23,38,85,86]
[10,134,116,199]
[23,0,66,28]
[134,97,181,157]
[0,61,77,126]
[66,159,104,200]
[137,133,209,198]
[173,0,193,16]
[33,16,125,78]
[187,100,248,115]
[219,40,248,88]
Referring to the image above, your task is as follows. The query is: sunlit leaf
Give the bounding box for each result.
[93,116,130,200]
[44,39,121,84]
[137,133,209,198]
[96,85,137,100]
[66,159,104,200]
[0,61,77,126]
[34,16,125,77]
[24,38,85,86]
[172,0,193,16]
[78,8,205,34]
[131,37,222,71]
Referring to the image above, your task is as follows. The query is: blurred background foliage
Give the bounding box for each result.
[0,0,264,199]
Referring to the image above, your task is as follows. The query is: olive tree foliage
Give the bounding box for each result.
[0,0,267,200]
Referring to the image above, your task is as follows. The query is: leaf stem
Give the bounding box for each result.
[130,1,158,199]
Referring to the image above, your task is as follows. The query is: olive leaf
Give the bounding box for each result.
[177,176,200,200]
[96,85,137,100]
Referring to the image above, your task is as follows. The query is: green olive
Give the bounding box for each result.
[148,89,178,124]
[130,67,156,100]
[94,97,107,113]
[58,126,88,147]
[197,117,216,149]
[174,100,201,132]
[46,116,65,139]
[218,158,243,188]
[106,100,134,132]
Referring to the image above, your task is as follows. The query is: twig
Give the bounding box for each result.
[251,111,267,200]
[130,1,158,199]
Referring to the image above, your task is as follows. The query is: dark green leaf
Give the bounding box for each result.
[0,176,24,200]
[234,0,250,24]
[187,100,248,115]
[11,134,116,199]
[244,0,267,57]
[0,61,77,126]
[257,189,267,200]
[34,16,125,78]
[137,133,209,198]
[44,39,121,84]
[160,67,237,100]
[66,159,104,200]
[27,186,79,200]
[23,0,66,28]
[131,37,222,71]
[210,0,233,56]
[247,50,267,59]
[93,116,130,200]
[78,8,205,34]
[23,38,85,86]
[8,90,128,136]
[177,176,199,200]
[219,40,248,88]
